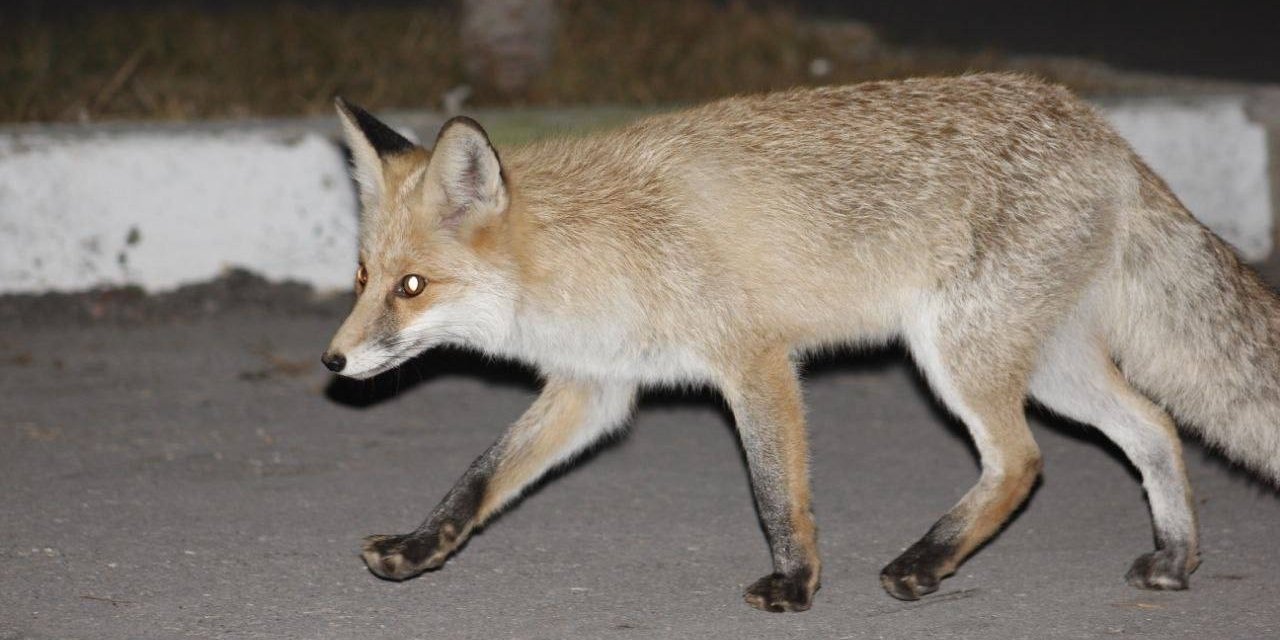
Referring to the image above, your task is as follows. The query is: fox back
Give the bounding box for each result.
[328,73,1134,385]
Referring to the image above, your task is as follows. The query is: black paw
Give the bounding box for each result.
[880,564,940,601]
[880,534,957,600]
[885,540,957,599]
[743,570,818,613]
[880,547,952,601]
[1126,548,1194,590]
[360,531,447,581]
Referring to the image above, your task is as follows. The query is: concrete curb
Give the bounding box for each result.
[0,96,1276,294]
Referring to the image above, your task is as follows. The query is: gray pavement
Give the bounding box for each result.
[2,291,1279,639]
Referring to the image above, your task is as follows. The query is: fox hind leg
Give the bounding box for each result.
[1029,312,1199,590]
[362,377,636,580]
[882,307,1044,600]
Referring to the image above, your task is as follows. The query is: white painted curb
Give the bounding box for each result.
[0,124,361,295]
[1104,95,1273,259]
[0,97,1275,294]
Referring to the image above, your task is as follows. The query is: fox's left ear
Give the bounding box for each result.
[334,97,416,209]
[425,116,508,230]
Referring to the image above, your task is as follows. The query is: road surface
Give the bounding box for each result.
[2,273,1278,639]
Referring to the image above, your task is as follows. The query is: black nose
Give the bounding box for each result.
[321,352,346,373]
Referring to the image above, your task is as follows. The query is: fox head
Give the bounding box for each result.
[322,99,517,379]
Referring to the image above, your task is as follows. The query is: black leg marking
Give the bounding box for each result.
[880,518,959,601]
[725,350,821,613]
[1127,533,1198,591]
[360,447,495,580]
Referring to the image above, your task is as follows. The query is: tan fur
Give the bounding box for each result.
[329,73,1280,607]
[719,345,820,589]
[477,378,589,520]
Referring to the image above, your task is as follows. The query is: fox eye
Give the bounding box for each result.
[399,274,427,297]
[355,264,369,288]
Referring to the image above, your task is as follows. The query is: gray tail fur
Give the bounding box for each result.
[1107,158,1280,484]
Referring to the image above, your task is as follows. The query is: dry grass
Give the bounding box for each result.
[2,4,463,122]
[1,1,1133,124]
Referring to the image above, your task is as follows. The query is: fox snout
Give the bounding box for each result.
[321,351,347,373]
[323,317,411,380]
[323,295,395,379]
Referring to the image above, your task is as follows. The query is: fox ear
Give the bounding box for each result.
[334,97,416,208]
[425,116,508,230]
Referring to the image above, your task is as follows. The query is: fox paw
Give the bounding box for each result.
[1126,548,1193,590]
[885,545,957,604]
[880,565,942,599]
[743,571,818,613]
[361,530,452,581]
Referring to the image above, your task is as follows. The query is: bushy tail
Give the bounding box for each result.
[1107,159,1280,484]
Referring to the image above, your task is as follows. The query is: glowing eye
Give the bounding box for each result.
[400,274,426,297]
[356,264,368,288]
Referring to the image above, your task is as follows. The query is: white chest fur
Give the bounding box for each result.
[493,308,716,386]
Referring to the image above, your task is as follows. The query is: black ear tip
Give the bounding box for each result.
[441,115,486,133]
[334,96,363,120]
[337,98,416,156]
[335,96,369,119]
[436,115,492,146]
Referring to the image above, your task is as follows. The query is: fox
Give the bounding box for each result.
[321,73,1280,613]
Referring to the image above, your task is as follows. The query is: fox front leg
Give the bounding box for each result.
[361,377,636,580]
[722,346,821,612]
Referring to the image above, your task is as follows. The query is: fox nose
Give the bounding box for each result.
[321,352,346,373]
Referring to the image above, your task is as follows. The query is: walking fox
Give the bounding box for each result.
[322,73,1280,612]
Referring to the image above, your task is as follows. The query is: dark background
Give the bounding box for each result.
[9,0,1280,83]
[803,0,1280,83]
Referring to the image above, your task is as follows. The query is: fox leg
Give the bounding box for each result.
[721,345,821,613]
[361,377,636,580]
[882,313,1044,600]
[1029,313,1199,589]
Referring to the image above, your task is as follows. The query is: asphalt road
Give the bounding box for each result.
[2,287,1279,639]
